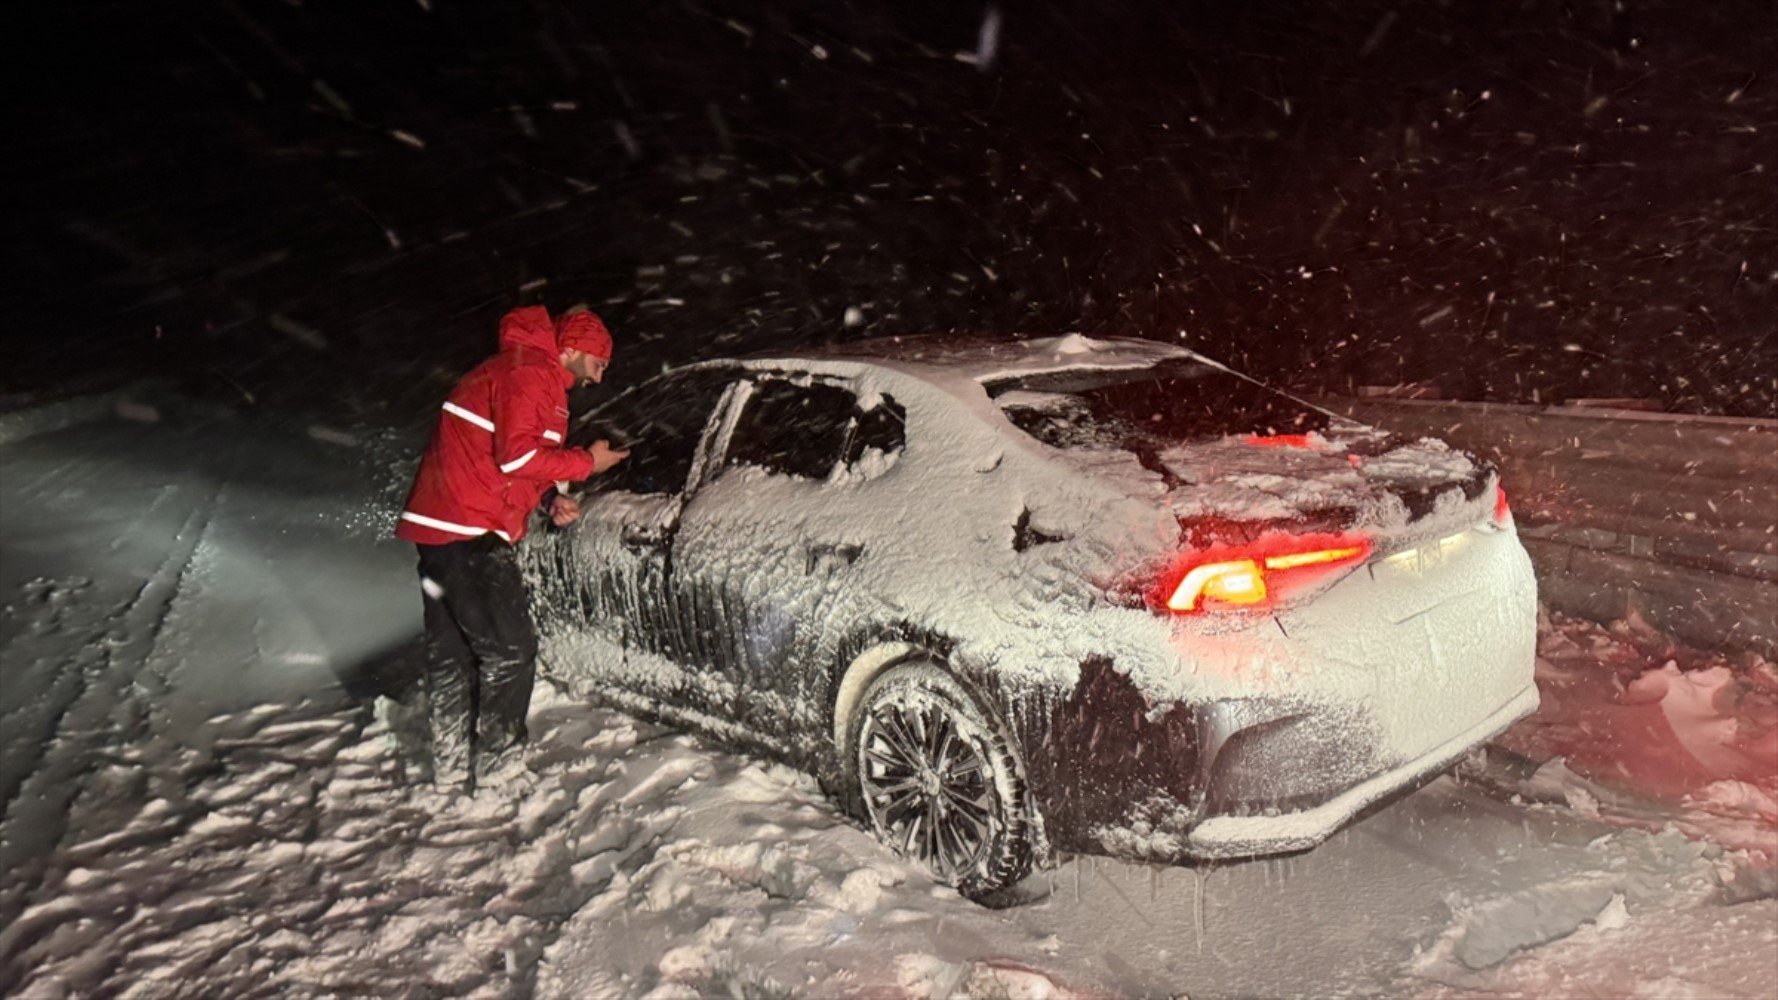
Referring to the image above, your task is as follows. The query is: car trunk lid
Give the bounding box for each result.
[987,359,1499,556]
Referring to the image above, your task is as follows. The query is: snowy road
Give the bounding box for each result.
[2,397,1773,997]
[0,397,416,930]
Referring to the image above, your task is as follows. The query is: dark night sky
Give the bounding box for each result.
[8,0,1775,418]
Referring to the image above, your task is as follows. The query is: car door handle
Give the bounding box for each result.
[806,542,863,572]
[621,525,668,551]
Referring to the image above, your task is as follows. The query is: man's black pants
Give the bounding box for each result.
[415,535,538,785]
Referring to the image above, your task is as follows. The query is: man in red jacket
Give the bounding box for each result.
[396,304,628,789]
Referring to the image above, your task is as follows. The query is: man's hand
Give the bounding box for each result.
[549,494,582,527]
[586,439,630,475]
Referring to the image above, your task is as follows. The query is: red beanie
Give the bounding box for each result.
[556,310,613,361]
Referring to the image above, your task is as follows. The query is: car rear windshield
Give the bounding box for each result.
[983,359,1331,452]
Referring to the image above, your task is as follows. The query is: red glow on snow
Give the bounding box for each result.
[1243,433,1314,449]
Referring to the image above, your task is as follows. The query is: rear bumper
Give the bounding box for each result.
[1066,681,1538,865]
[1182,682,1538,858]
[1013,526,1539,865]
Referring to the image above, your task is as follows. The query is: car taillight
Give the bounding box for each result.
[1494,486,1512,527]
[1170,559,1269,610]
[1164,540,1369,613]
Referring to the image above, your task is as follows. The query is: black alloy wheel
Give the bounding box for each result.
[852,662,1032,901]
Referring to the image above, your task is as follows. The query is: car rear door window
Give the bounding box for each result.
[577,367,736,495]
[846,394,906,466]
[725,379,857,481]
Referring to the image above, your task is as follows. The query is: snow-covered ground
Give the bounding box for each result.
[3,395,1774,997]
[1491,612,1778,860]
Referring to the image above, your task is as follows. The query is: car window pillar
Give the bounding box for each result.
[687,378,754,497]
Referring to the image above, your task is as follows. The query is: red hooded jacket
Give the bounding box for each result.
[396,306,596,546]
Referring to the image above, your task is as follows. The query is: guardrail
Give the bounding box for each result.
[1318,397,1778,657]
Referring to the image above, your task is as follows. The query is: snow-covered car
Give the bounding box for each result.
[522,334,1539,900]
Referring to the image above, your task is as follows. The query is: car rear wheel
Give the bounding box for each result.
[851,662,1032,901]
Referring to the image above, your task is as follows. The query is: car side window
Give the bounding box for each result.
[845,393,906,466]
[576,368,736,495]
[725,379,857,481]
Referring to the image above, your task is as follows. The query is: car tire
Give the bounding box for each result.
[850,661,1033,901]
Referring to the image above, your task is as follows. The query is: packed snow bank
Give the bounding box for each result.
[1495,610,1778,857]
[1408,827,1729,976]
[1412,897,1778,999]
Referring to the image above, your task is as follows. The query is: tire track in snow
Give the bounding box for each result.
[0,579,101,824]
[0,483,221,958]
[0,424,191,825]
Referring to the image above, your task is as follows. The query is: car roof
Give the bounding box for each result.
[738,332,1199,385]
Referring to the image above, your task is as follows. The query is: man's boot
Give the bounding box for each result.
[474,732,533,790]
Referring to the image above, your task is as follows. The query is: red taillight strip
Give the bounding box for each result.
[1262,545,1367,570]
[1163,538,1370,614]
